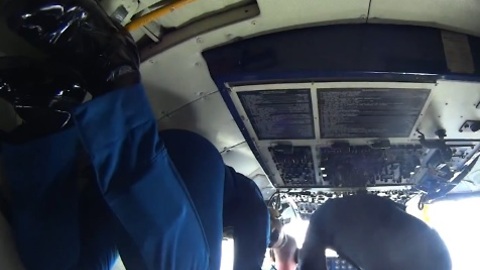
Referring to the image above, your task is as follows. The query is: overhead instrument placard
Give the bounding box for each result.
[238,89,314,140]
[318,88,430,138]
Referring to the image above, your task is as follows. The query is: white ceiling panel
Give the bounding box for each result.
[222,142,261,177]
[417,80,480,139]
[156,92,246,152]
[369,0,480,37]
[141,50,217,117]
[141,0,369,153]
[255,0,369,30]
[141,0,370,120]
[152,0,249,28]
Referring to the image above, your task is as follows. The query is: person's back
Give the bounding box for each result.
[299,194,451,270]
[223,166,270,270]
[160,129,270,270]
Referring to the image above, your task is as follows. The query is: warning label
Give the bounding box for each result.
[442,31,475,74]
[238,89,314,140]
[318,88,430,138]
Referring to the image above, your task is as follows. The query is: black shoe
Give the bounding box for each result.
[0,56,87,143]
[3,0,140,96]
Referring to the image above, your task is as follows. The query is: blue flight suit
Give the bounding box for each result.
[0,84,269,270]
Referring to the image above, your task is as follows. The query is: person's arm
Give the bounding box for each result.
[272,234,298,270]
[224,167,270,270]
[72,85,209,270]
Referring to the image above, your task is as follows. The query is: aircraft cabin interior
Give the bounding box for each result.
[1,0,480,269]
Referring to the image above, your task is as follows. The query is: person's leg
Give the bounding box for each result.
[160,129,225,270]
[77,181,119,270]
[1,130,130,270]
[73,85,209,270]
[223,168,270,270]
[6,1,209,268]
[1,127,81,270]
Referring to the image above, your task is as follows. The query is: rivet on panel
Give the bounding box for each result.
[196,91,204,96]
[251,20,256,26]
[196,37,204,44]
[226,33,233,39]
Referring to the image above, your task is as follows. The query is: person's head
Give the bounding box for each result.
[268,207,299,270]
[270,234,298,270]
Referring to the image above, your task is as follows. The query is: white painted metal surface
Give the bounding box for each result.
[419,80,480,139]
[156,91,246,153]
[222,142,260,177]
[369,0,480,37]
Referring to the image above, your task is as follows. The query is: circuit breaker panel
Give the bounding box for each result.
[227,81,480,202]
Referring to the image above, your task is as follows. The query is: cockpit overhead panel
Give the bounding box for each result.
[225,81,480,202]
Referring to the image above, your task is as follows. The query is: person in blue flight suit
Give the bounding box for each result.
[264,195,451,270]
[0,0,270,269]
[298,194,451,270]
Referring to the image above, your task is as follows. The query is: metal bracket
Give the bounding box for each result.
[459,120,480,132]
